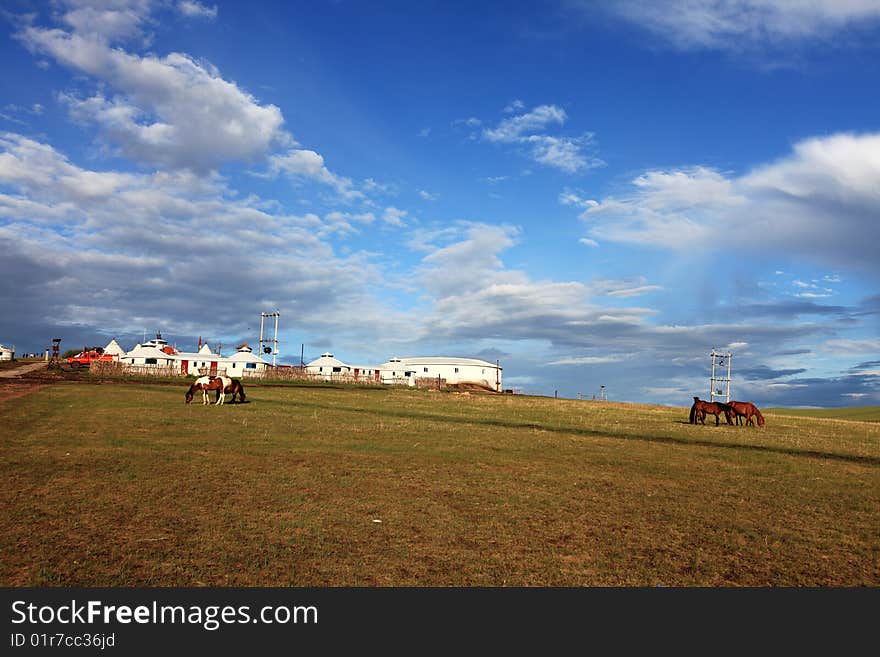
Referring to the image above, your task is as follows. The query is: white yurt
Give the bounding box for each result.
[305,352,352,380]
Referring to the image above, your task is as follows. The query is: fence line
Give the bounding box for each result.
[88,361,497,391]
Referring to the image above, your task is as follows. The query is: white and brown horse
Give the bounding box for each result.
[214,378,246,404]
[185,375,232,405]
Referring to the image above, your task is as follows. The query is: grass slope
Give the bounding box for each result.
[1,382,878,586]
[765,406,880,423]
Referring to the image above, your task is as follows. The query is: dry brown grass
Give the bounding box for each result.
[1,382,877,586]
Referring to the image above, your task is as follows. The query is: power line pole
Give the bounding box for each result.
[259,311,280,367]
[709,350,732,403]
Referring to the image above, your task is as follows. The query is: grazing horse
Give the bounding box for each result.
[691,396,733,426]
[185,375,231,405]
[728,401,765,427]
[214,378,246,404]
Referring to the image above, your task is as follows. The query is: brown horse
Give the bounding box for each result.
[728,401,765,427]
[214,378,246,404]
[690,396,733,426]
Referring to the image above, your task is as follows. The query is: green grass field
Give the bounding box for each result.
[765,406,880,422]
[1,381,878,586]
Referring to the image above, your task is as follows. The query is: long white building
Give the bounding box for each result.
[305,353,502,391]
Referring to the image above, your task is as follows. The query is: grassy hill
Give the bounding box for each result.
[765,406,880,422]
[1,382,877,586]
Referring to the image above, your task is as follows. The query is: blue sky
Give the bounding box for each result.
[1,0,879,407]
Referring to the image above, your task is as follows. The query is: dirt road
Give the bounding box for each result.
[0,361,48,378]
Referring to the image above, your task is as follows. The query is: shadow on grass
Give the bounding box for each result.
[262,397,880,467]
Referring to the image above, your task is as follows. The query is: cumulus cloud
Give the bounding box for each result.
[604,0,880,53]
[575,132,880,271]
[411,224,675,353]
[382,206,408,226]
[482,105,603,174]
[268,149,364,201]
[59,0,152,43]
[0,132,401,347]
[177,1,218,20]
[17,5,285,171]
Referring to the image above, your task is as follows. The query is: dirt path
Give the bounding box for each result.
[0,362,50,405]
[0,361,49,378]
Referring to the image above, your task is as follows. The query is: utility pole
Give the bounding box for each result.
[709,350,732,403]
[259,311,280,367]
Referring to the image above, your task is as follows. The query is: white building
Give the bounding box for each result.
[378,356,502,391]
[206,344,271,377]
[170,342,224,376]
[120,342,176,368]
[305,353,502,390]
[305,353,351,380]
[0,344,14,361]
[305,353,381,383]
[102,338,125,358]
[120,335,270,377]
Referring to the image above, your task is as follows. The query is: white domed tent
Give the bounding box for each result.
[305,353,352,380]
[101,338,125,358]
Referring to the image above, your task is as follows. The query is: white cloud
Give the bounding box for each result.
[606,0,880,52]
[268,149,363,201]
[419,190,438,201]
[547,356,622,366]
[821,339,880,355]
[382,206,408,226]
[59,0,152,43]
[177,1,218,20]
[322,211,375,236]
[483,105,567,143]
[410,223,671,348]
[416,224,524,298]
[18,11,285,171]
[362,178,393,195]
[527,134,601,174]
[453,117,482,128]
[503,99,525,113]
[576,132,880,270]
[0,132,403,342]
[606,285,663,298]
[483,105,603,174]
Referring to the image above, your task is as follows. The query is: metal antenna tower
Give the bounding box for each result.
[259,311,280,367]
[709,350,732,403]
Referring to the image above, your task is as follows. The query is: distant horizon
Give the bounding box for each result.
[1,1,878,408]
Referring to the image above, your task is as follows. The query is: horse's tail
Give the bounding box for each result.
[689,403,697,424]
[237,381,246,402]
